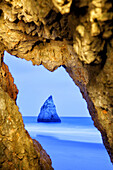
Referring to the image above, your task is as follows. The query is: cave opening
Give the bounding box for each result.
[3,51,113,170]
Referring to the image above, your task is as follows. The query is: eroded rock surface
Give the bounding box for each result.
[0,63,53,169]
[0,0,113,167]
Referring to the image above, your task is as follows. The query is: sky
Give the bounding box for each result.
[4,51,89,117]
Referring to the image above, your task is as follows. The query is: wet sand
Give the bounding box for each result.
[35,135,113,170]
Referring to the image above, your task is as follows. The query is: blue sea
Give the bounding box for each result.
[23,116,102,143]
[23,116,113,170]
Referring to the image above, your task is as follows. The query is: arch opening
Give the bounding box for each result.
[3,51,113,170]
[4,51,89,118]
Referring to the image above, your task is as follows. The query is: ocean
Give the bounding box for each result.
[23,116,113,170]
[23,116,102,143]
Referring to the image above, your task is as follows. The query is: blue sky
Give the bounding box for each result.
[4,51,89,117]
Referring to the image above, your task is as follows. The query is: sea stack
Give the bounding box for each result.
[37,95,61,122]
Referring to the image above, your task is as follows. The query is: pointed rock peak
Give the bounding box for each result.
[37,95,61,123]
[44,95,54,105]
[48,95,53,100]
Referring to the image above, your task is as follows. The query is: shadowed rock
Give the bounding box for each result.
[37,95,61,122]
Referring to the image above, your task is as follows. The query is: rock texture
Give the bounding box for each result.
[0,0,113,167]
[37,95,61,122]
[0,63,53,169]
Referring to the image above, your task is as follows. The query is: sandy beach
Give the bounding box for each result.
[36,135,113,170]
[23,117,113,170]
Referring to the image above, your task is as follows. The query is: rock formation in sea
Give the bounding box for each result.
[37,95,61,122]
[0,0,113,168]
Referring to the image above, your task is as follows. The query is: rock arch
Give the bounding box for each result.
[0,0,113,168]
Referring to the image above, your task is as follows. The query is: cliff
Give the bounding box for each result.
[0,0,113,168]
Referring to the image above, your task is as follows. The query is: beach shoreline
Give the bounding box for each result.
[23,116,113,170]
[34,135,112,170]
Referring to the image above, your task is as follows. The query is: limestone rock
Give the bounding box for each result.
[52,0,72,14]
[0,0,113,166]
[37,95,61,122]
[0,86,53,170]
[0,62,18,101]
